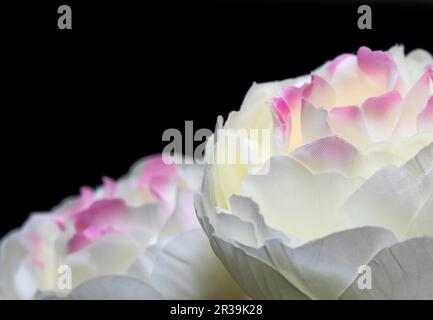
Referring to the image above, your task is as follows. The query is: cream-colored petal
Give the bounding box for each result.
[239,156,363,241]
[338,166,423,239]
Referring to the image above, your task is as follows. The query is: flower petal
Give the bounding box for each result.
[340,237,433,300]
[417,96,433,132]
[357,46,398,91]
[300,100,332,144]
[290,136,359,175]
[403,142,433,180]
[328,106,371,150]
[361,91,403,141]
[405,195,433,239]
[338,166,423,239]
[63,276,163,300]
[239,156,363,241]
[148,230,245,299]
[303,75,336,110]
[394,69,433,137]
[195,198,309,299]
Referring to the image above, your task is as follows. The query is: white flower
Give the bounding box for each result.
[196,46,433,299]
[0,155,244,300]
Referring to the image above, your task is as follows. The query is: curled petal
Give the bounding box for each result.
[197,192,398,299]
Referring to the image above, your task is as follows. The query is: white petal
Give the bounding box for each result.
[405,195,433,238]
[340,237,433,299]
[403,142,433,180]
[0,231,32,299]
[300,100,332,144]
[197,187,397,299]
[64,233,143,288]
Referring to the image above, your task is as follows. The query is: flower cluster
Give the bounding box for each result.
[1,46,432,300]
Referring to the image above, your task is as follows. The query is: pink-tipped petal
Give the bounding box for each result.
[281,86,304,112]
[362,91,403,141]
[73,199,130,233]
[328,54,377,106]
[328,106,371,150]
[140,155,177,188]
[270,96,292,151]
[139,155,178,211]
[357,46,398,90]
[271,97,289,128]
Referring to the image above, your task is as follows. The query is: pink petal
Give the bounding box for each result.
[79,187,95,207]
[139,155,178,211]
[68,233,93,253]
[362,90,403,141]
[281,86,304,111]
[357,46,398,90]
[140,155,177,187]
[270,96,289,128]
[73,199,130,233]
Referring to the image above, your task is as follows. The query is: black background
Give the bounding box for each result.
[1,0,433,239]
